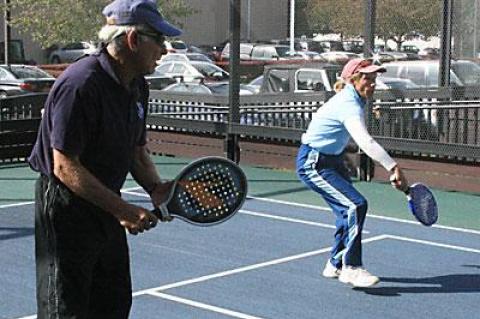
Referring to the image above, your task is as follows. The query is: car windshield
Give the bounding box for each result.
[452,62,480,85]
[8,66,52,79]
[275,46,291,58]
[187,54,211,62]
[171,41,187,50]
[164,83,211,94]
[193,63,229,80]
[296,70,327,91]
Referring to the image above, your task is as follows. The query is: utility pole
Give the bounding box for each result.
[4,0,11,65]
[289,0,295,52]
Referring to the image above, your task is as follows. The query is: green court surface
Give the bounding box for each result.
[1,155,479,230]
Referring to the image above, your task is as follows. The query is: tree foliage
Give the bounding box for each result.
[304,0,441,47]
[3,0,195,48]
[304,0,364,37]
[376,0,441,49]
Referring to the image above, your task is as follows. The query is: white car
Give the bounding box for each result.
[49,41,97,64]
[163,40,188,54]
[162,81,254,95]
[154,61,229,83]
[159,53,213,64]
[319,51,360,65]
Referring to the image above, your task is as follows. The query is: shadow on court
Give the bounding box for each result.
[0,227,34,241]
[359,273,480,296]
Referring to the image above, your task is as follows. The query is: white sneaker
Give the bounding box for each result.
[338,266,380,287]
[322,260,341,278]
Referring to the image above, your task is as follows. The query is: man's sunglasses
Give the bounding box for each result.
[137,30,166,48]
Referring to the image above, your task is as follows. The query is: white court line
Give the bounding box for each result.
[248,196,480,235]
[148,291,266,319]
[134,234,388,295]
[2,183,479,236]
[0,201,34,209]
[121,190,480,235]
[241,209,336,229]
[385,234,480,254]
[128,189,373,231]
[121,191,370,233]
[0,187,143,211]
[17,232,479,319]
[240,209,370,234]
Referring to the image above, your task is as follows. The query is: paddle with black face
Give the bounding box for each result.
[152,156,247,226]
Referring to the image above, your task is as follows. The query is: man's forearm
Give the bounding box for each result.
[53,149,129,215]
[130,146,162,194]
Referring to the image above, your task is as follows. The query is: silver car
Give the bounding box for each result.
[49,42,97,64]
[0,64,56,97]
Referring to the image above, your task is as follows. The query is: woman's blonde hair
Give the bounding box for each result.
[334,72,363,92]
[333,79,345,92]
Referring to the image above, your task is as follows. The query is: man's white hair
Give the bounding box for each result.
[99,24,156,41]
[98,25,135,43]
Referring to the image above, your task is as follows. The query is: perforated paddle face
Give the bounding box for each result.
[408,183,438,226]
[167,157,247,225]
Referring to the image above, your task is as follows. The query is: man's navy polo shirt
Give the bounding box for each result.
[29,50,149,192]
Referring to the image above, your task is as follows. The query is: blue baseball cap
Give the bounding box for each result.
[102,0,182,37]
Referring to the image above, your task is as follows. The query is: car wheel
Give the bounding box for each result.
[50,56,61,64]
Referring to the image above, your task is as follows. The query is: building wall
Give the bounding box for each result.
[178,0,289,46]
[0,17,47,64]
[0,1,289,63]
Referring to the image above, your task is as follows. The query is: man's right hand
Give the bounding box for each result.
[115,204,159,235]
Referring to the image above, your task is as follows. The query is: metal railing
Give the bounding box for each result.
[1,89,479,165]
[0,94,46,163]
[147,88,480,162]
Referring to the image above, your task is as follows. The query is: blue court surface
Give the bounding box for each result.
[1,157,479,319]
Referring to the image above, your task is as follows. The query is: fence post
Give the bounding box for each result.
[225,0,241,163]
[360,0,377,181]
[363,0,376,58]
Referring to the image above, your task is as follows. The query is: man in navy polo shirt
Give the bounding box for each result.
[28,1,181,317]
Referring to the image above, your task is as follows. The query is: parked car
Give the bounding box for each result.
[363,52,396,64]
[159,53,213,64]
[250,44,300,61]
[314,40,345,52]
[162,81,254,95]
[380,59,480,88]
[319,51,360,65]
[257,62,342,94]
[0,64,56,97]
[144,73,176,90]
[418,47,440,60]
[220,42,257,61]
[401,44,420,54]
[154,61,229,83]
[49,41,97,64]
[342,40,364,54]
[0,39,27,64]
[375,77,419,90]
[163,40,188,54]
[187,45,220,61]
[287,50,324,61]
[247,75,264,93]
